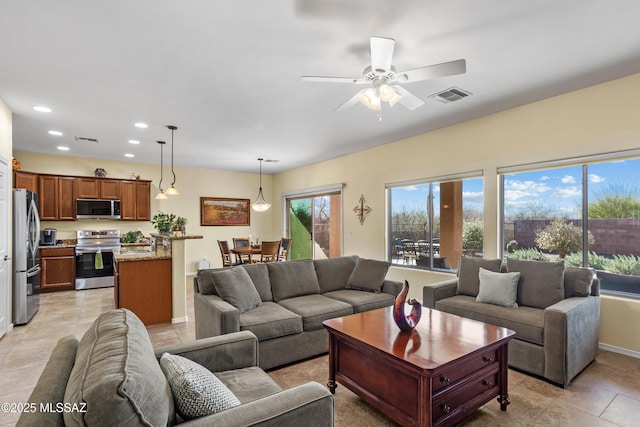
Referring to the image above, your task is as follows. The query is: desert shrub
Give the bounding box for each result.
[608,254,640,276]
[564,251,611,270]
[508,248,550,262]
[588,184,640,219]
[462,220,484,249]
[535,219,595,258]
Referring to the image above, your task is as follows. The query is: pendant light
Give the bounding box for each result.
[155,141,168,200]
[164,125,180,195]
[252,158,271,212]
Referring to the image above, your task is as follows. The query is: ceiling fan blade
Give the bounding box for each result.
[301,76,365,84]
[397,59,466,83]
[370,36,395,72]
[393,86,425,110]
[335,90,366,111]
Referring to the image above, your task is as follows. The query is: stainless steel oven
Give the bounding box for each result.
[75,230,120,290]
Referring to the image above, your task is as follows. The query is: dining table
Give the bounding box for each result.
[231,245,262,263]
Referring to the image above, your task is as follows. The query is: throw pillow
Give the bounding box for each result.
[506,258,565,309]
[268,259,321,301]
[456,257,503,297]
[211,267,262,313]
[159,353,241,420]
[564,267,595,298]
[476,268,520,308]
[346,258,390,293]
[314,256,359,293]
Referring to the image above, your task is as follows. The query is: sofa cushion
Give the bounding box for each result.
[315,255,359,293]
[214,366,283,404]
[324,290,395,313]
[197,269,219,295]
[64,309,174,426]
[268,259,321,302]
[507,259,565,309]
[239,302,303,341]
[564,267,595,297]
[346,258,390,293]
[456,257,503,297]
[241,263,273,302]
[212,267,262,313]
[436,295,545,345]
[278,294,353,331]
[159,353,241,420]
[476,268,520,308]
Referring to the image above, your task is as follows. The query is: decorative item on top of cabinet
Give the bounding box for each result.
[94,168,107,178]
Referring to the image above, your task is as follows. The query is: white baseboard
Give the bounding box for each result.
[599,342,640,359]
[171,316,188,324]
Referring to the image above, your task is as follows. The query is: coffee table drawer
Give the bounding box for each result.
[432,371,499,425]
[433,348,497,393]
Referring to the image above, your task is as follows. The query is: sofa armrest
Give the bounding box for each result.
[182,382,333,427]
[382,279,403,296]
[543,295,601,386]
[422,279,459,308]
[194,293,240,339]
[155,331,258,372]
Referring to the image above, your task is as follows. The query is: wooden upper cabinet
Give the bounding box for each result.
[38,175,59,220]
[13,171,39,194]
[120,180,151,221]
[76,177,120,199]
[39,175,76,221]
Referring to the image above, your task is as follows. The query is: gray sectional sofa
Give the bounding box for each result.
[423,257,601,387]
[18,309,333,426]
[194,256,403,370]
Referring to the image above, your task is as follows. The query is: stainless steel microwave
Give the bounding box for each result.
[76,199,121,220]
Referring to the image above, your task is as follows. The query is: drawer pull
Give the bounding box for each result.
[440,376,451,386]
[441,404,451,414]
[482,355,494,364]
[483,379,494,389]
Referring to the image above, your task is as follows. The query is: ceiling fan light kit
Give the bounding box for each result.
[301,36,466,116]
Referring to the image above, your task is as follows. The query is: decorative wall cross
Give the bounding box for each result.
[353,194,372,225]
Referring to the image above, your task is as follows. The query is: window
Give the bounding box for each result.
[387,173,483,271]
[500,153,640,298]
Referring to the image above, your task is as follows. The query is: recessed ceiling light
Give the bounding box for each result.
[128,139,140,144]
[48,130,63,136]
[134,122,148,129]
[33,106,51,113]
[57,146,69,151]
[124,153,135,158]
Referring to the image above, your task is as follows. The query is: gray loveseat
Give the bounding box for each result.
[423,257,600,387]
[194,256,403,370]
[18,309,333,426]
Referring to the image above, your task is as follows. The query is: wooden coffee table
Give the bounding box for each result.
[323,307,515,427]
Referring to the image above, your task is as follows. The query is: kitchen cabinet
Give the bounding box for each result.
[13,171,39,193]
[120,180,151,221]
[40,247,76,292]
[38,175,76,220]
[76,177,121,199]
[114,257,171,325]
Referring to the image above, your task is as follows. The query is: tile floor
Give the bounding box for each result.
[1,286,639,426]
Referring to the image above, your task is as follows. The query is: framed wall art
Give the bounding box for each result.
[200,197,251,226]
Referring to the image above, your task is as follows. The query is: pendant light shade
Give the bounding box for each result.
[165,125,180,195]
[155,141,168,200]
[252,158,271,212]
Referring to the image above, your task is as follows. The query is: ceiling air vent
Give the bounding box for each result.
[430,87,472,104]
[75,136,99,143]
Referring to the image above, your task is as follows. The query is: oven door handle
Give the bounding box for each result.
[76,248,118,255]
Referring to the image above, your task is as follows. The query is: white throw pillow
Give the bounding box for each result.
[476,268,520,308]
[159,353,241,420]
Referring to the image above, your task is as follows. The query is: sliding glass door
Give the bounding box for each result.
[286,192,341,260]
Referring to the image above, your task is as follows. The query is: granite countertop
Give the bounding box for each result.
[113,245,172,263]
[39,243,76,249]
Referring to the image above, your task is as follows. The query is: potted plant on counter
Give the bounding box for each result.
[173,216,188,236]
[151,211,176,235]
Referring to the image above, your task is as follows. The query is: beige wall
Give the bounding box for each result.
[13,152,276,271]
[271,72,640,354]
[1,99,13,327]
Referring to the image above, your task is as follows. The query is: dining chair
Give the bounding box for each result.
[259,241,281,263]
[232,237,252,264]
[279,237,292,261]
[217,240,234,267]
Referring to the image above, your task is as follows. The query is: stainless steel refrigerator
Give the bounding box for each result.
[13,189,41,325]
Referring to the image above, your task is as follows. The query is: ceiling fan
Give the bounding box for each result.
[301,36,466,112]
